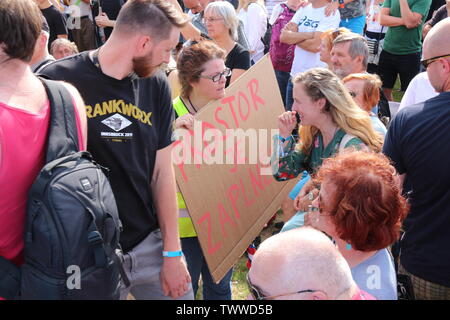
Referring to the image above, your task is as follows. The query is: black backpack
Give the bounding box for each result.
[0,79,129,299]
[261,18,272,55]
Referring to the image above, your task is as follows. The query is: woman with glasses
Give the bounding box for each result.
[204,1,251,87]
[308,150,409,299]
[272,68,383,232]
[173,41,233,300]
[237,0,268,64]
[342,73,387,137]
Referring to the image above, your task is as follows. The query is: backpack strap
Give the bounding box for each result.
[0,256,21,300]
[39,78,80,163]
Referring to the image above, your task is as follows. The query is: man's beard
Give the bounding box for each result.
[132,51,160,78]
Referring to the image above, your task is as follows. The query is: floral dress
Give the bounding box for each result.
[272,129,364,181]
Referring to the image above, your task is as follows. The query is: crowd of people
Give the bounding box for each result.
[0,0,449,301]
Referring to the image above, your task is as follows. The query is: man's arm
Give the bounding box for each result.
[379,7,406,26]
[296,32,322,52]
[152,145,191,299]
[398,0,423,28]
[167,0,202,42]
[280,22,314,45]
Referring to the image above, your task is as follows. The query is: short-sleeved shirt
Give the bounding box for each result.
[273,129,363,180]
[382,92,450,287]
[290,4,340,77]
[41,5,68,50]
[99,0,124,40]
[382,0,432,55]
[225,43,251,87]
[351,249,398,300]
[40,52,175,252]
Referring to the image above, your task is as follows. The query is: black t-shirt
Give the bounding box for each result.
[99,0,124,40]
[41,5,68,50]
[40,52,174,252]
[383,92,450,286]
[225,43,251,88]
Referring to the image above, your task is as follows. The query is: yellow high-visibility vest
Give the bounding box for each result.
[173,96,197,238]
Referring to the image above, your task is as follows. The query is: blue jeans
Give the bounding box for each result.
[339,15,366,35]
[285,78,294,111]
[181,237,233,300]
[275,70,291,110]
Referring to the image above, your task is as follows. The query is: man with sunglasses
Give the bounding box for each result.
[247,227,375,300]
[383,17,450,300]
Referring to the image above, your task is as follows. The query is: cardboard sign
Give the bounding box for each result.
[173,55,296,283]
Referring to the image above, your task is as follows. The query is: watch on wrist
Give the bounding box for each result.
[338,0,345,7]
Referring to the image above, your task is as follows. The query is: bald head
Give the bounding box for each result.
[249,227,356,300]
[423,17,450,58]
[423,17,450,92]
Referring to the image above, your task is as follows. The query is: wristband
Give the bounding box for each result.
[162,250,183,257]
[276,134,293,143]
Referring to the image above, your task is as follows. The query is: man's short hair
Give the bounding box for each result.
[0,0,42,62]
[333,33,369,70]
[115,0,189,40]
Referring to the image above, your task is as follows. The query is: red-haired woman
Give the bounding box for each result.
[309,150,409,300]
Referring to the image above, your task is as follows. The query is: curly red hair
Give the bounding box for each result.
[315,151,409,252]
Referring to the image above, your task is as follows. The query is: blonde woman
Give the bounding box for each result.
[272,67,383,231]
[237,0,268,63]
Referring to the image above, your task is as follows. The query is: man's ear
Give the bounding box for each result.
[355,55,364,68]
[312,291,328,300]
[135,35,153,55]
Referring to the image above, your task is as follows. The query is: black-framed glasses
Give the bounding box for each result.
[421,53,450,69]
[246,273,318,300]
[199,68,232,82]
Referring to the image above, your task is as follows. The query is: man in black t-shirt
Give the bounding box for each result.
[383,18,450,300]
[34,0,68,50]
[41,0,193,300]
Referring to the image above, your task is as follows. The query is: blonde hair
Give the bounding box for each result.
[293,68,383,154]
[342,73,382,112]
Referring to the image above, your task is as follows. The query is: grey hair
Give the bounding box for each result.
[333,33,369,70]
[204,1,239,41]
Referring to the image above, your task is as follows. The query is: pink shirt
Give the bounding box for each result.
[0,99,84,266]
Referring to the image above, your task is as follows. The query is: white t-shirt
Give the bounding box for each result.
[290,4,340,77]
[399,72,439,111]
[238,3,267,63]
[366,0,386,33]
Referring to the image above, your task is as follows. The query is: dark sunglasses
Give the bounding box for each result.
[421,54,450,69]
[246,273,317,300]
